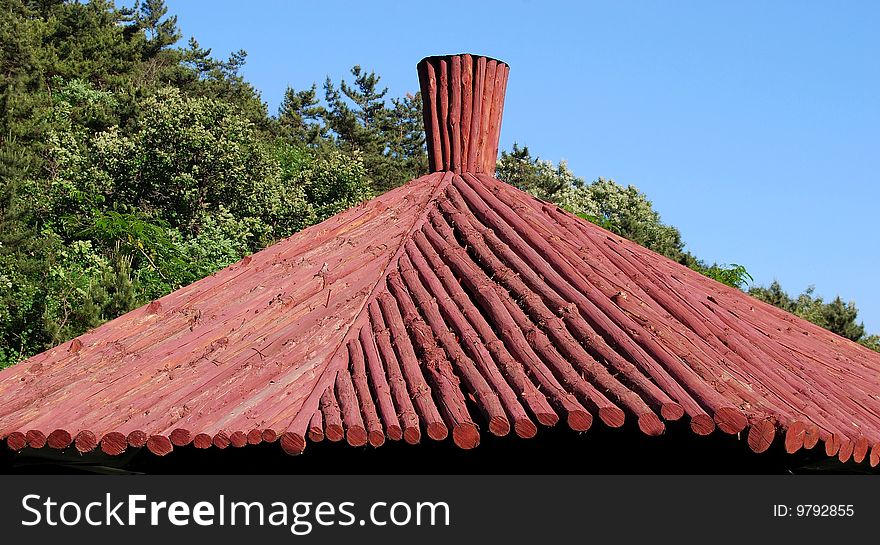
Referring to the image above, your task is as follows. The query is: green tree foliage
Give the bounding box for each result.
[322,66,427,192]
[0,0,371,367]
[497,143,685,261]
[496,143,876,344]
[1,0,875,367]
[749,281,872,344]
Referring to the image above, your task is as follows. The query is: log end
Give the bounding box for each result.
[598,407,625,428]
[26,430,47,449]
[346,425,368,447]
[426,421,448,442]
[229,431,248,448]
[100,432,128,456]
[514,417,538,439]
[6,432,26,451]
[280,432,306,455]
[488,415,510,437]
[747,420,776,453]
[452,422,480,450]
[637,413,665,437]
[852,436,869,464]
[127,430,148,449]
[714,407,748,434]
[308,425,324,443]
[261,429,278,443]
[212,431,231,449]
[689,414,716,436]
[803,425,820,450]
[386,424,403,442]
[325,424,344,443]
[660,402,685,421]
[74,430,98,453]
[870,444,880,468]
[403,426,421,445]
[247,429,263,445]
[535,411,559,427]
[47,428,72,450]
[784,421,807,454]
[192,433,213,449]
[837,439,853,463]
[170,428,192,447]
[567,409,592,432]
[368,429,386,448]
[146,435,173,456]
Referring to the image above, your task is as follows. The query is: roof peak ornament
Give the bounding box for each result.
[417,54,509,175]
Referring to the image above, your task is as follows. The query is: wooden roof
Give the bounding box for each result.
[1,54,879,466]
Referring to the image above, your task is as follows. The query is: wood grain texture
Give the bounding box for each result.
[2,54,878,468]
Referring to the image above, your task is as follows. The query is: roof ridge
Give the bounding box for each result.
[278,171,455,454]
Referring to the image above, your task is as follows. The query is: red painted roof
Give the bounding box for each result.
[2,54,879,466]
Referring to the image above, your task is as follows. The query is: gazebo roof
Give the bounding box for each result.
[2,54,879,466]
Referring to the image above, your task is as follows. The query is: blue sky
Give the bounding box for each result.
[164,0,879,332]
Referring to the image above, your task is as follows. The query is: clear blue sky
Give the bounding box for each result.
[164,0,879,333]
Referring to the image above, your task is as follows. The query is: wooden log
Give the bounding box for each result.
[246,429,262,445]
[100,431,127,456]
[229,431,247,448]
[212,431,230,449]
[541,205,807,429]
[465,57,486,173]
[74,430,97,453]
[460,55,473,169]
[26,429,46,449]
[516,199,770,433]
[484,63,508,175]
[347,340,385,447]
[127,430,147,449]
[46,428,72,449]
[146,435,173,456]
[449,55,462,173]
[369,301,422,444]
[411,230,556,429]
[784,420,807,454]
[308,409,324,442]
[592,235,848,440]
[359,327,400,442]
[838,438,854,463]
[170,428,192,447]
[438,58,451,169]
[335,366,368,447]
[495,290,628,429]
[803,424,820,450]
[747,419,776,453]
[458,174,721,434]
[853,435,869,464]
[319,385,344,442]
[6,432,25,451]
[418,59,442,171]
[406,240,540,437]
[398,253,510,437]
[193,433,212,449]
[377,292,448,441]
[420,221,591,431]
[475,60,497,173]
[387,272,481,448]
[596,222,880,435]
[531,192,867,447]
[870,443,880,468]
[439,195,672,431]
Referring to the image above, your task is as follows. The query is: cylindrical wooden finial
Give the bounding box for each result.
[417,54,509,175]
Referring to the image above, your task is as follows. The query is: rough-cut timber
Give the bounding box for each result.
[418,54,508,174]
[2,53,879,467]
